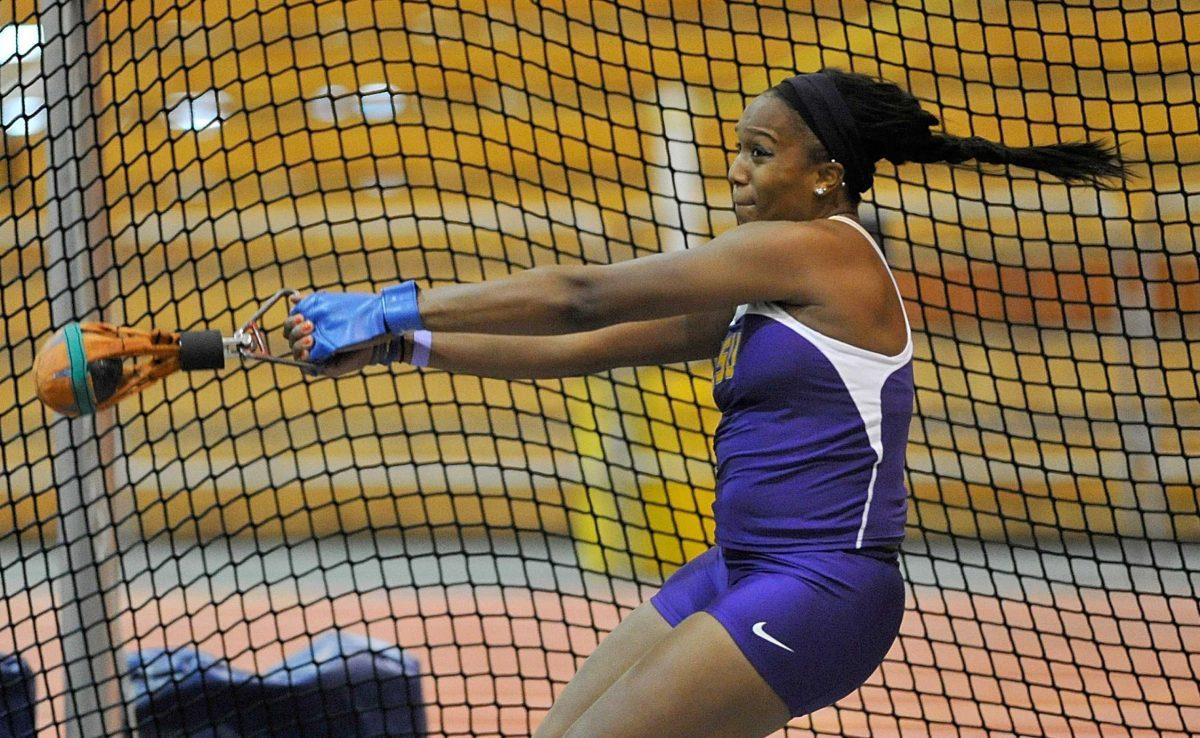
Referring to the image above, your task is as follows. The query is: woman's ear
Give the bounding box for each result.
[818,160,845,192]
[812,160,844,196]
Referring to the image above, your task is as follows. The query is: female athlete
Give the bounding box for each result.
[284,69,1127,737]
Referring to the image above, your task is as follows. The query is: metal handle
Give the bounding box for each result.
[228,288,321,372]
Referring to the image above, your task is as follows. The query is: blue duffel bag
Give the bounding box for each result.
[0,654,35,738]
[128,631,425,737]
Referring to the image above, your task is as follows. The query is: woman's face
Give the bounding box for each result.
[727,92,845,224]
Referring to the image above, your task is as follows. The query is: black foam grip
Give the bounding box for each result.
[178,330,226,371]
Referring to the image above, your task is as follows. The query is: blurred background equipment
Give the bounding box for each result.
[0,654,35,738]
[128,631,424,738]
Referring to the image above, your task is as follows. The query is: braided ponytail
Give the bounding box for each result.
[815,68,1131,195]
[913,135,1129,186]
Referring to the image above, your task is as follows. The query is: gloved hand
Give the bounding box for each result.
[285,313,403,377]
[286,282,422,364]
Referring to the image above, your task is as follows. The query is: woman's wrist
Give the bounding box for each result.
[370,336,405,366]
[380,281,424,333]
[409,330,432,367]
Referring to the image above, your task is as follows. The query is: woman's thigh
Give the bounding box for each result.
[704,552,905,717]
[561,610,791,738]
[532,600,673,738]
[559,550,905,737]
[534,546,728,738]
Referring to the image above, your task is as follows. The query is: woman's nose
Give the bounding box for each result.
[727,154,749,185]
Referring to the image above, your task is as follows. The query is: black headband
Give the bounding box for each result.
[773,73,875,195]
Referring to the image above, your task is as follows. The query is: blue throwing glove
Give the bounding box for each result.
[290,281,422,363]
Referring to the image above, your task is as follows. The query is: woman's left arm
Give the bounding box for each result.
[418,219,837,335]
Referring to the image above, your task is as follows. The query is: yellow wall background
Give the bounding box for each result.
[2,1,1196,571]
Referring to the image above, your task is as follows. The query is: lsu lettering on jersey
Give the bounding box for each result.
[711,215,914,552]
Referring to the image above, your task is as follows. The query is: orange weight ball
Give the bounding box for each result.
[34,322,185,417]
[34,291,303,417]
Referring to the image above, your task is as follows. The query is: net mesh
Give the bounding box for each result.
[3,0,1198,736]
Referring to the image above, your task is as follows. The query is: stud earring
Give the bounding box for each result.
[815,187,827,196]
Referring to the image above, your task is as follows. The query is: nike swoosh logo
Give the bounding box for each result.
[751,621,794,653]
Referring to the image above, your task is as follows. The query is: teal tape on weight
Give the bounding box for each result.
[63,322,95,416]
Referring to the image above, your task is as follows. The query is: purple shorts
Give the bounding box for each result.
[650,545,905,717]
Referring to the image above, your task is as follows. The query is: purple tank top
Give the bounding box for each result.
[711,215,914,552]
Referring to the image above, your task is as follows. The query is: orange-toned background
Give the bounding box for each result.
[3,536,1197,737]
[2,0,1197,547]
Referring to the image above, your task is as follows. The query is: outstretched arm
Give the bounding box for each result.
[420,309,732,379]
[290,308,733,379]
[417,219,830,335]
[287,218,847,367]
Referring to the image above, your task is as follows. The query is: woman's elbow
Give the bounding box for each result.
[556,267,608,331]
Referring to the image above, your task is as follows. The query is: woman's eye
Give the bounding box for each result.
[729,143,771,158]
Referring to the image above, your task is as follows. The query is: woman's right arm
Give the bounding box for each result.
[411,308,734,380]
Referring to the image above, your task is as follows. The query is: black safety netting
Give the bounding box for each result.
[1,1,1197,736]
